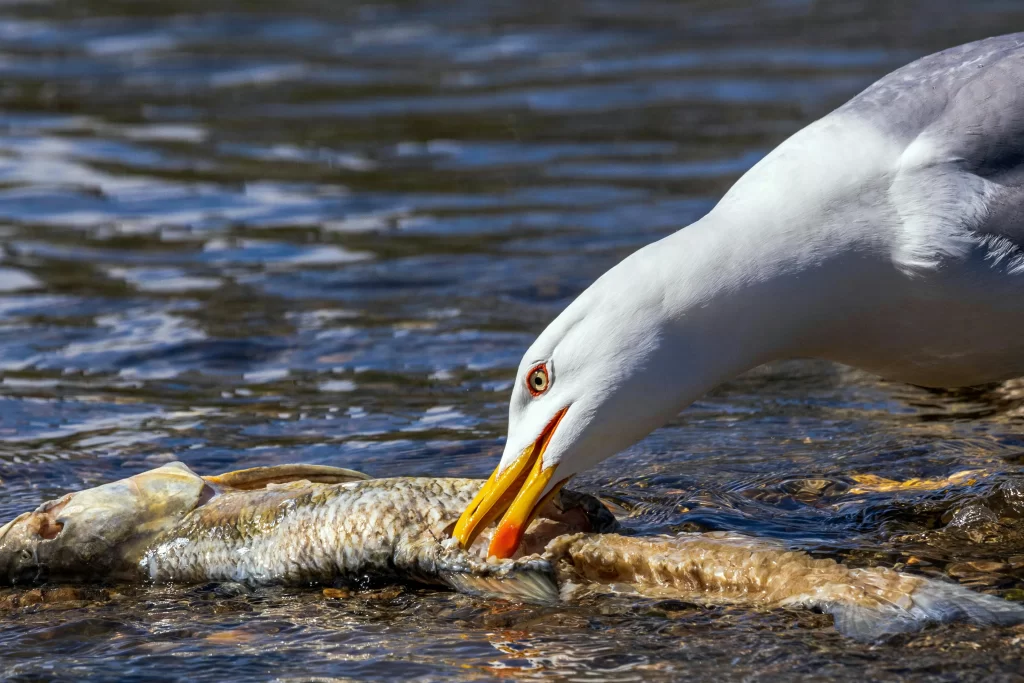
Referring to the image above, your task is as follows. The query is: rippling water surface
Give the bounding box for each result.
[2,1,1024,679]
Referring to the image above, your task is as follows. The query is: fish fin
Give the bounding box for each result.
[441,567,561,605]
[823,578,1024,642]
[204,465,370,490]
[825,602,925,641]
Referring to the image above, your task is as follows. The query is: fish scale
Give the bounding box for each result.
[1,463,1022,642]
[140,478,481,586]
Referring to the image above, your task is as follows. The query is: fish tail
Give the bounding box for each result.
[821,573,1024,642]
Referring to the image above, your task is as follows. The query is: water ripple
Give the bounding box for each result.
[0,0,1022,679]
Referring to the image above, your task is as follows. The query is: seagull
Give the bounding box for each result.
[452,34,1024,559]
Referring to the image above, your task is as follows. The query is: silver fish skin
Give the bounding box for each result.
[0,463,612,591]
[142,477,537,586]
[1,462,1022,642]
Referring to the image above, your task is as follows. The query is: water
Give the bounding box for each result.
[1,0,1024,679]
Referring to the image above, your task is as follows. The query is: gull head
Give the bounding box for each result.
[452,255,689,558]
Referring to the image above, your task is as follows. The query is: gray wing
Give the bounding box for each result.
[840,34,1024,262]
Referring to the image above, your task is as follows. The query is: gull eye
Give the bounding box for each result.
[526,363,550,397]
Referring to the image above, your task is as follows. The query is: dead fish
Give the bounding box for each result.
[528,533,1024,641]
[0,462,1020,642]
[0,462,610,593]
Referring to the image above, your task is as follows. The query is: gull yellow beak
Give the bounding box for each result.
[451,406,569,558]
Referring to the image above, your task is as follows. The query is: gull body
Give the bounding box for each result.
[455,34,1024,558]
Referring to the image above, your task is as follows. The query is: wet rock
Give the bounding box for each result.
[946,559,1014,588]
[212,600,253,614]
[13,589,43,607]
[994,479,1024,517]
[41,587,86,603]
[360,586,403,600]
[322,588,351,599]
[208,582,252,598]
[958,576,1010,588]
[947,560,1010,577]
[0,586,110,609]
[946,503,998,530]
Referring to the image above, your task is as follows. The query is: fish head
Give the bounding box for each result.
[0,462,212,584]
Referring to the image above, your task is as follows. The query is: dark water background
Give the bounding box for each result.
[1,0,1024,679]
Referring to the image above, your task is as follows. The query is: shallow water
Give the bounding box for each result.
[1,0,1024,679]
